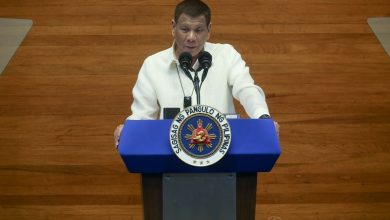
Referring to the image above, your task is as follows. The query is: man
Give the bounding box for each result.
[114,0,278,144]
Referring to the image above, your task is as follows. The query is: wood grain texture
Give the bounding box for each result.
[0,0,389,219]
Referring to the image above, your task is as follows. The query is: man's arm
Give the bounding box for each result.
[225,44,270,118]
[127,58,159,120]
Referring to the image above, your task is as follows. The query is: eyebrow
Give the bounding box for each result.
[179,22,207,28]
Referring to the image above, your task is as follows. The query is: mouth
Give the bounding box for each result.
[176,45,200,58]
[184,46,197,51]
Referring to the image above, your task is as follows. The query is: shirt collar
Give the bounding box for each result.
[170,41,210,68]
[170,41,178,65]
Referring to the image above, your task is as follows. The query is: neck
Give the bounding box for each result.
[174,43,205,64]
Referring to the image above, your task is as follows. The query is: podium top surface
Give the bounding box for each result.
[118,119,281,173]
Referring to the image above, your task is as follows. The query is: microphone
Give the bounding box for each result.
[198,51,212,71]
[178,51,212,106]
[179,52,193,72]
[178,52,195,107]
[197,51,212,84]
[178,52,194,83]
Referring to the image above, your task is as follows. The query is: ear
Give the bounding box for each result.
[171,19,176,36]
[207,22,212,40]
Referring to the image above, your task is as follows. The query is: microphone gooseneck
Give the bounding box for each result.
[193,71,201,105]
[178,52,198,106]
[178,51,213,106]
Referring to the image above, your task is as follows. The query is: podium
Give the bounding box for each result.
[118,119,280,220]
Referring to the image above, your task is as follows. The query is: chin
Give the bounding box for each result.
[184,47,199,53]
[190,50,201,57]
[178,48,200,57]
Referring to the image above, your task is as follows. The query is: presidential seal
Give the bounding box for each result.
[169,105,232,167]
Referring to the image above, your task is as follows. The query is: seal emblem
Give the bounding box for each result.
[169,105,232,167]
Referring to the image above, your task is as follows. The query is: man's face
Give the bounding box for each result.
[172,13,211,60]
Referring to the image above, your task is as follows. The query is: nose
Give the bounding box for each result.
[187,31,197,41]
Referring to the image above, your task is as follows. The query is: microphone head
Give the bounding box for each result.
[198,51,212,70]
[179,52,193,70]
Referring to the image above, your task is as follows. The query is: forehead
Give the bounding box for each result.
[176,14,207,27]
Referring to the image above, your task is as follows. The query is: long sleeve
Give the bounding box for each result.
[127,59,160,120]
[226,44,270,118]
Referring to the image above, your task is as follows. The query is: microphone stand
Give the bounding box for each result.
[193,66,210,105]
[193,69,201,105]
[200,68,209,89]
[179,51,211,106]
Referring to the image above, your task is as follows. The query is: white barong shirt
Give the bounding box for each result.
[128,42,269,120]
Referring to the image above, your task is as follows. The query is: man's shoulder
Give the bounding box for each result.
[145,47,173,63]
[206,43,237,55]
[206,42,237,53]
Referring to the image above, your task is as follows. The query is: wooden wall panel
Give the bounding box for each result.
[0,0,389,219]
